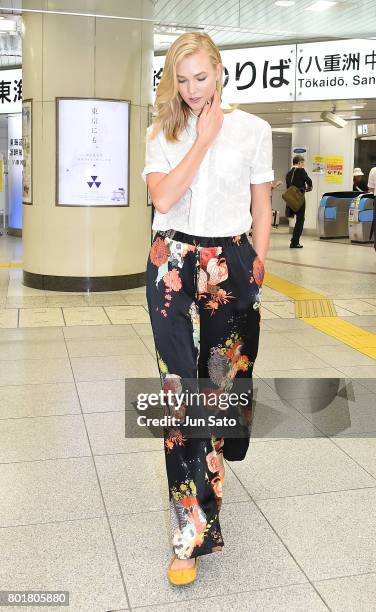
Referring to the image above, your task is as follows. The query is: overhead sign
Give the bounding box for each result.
[0,68,22,114]
[154,38,376,104]
[154,45,296,103]
[297,39,376,100]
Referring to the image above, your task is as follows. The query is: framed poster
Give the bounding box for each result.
[57,98,130,207]
[22,99,33,204]
[146,104,154,207]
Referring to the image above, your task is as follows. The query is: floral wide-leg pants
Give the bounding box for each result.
[146,229,263,560]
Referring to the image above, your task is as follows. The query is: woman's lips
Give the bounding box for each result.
[189,97,202,103]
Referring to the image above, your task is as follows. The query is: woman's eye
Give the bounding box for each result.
[197,78,206,82]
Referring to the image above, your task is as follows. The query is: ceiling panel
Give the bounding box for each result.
[154,0,376,45]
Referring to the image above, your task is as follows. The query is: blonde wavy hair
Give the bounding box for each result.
[149,31,233,143]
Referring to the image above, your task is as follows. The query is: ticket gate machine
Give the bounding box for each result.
[318,191,357,239]
[348,193,375,243]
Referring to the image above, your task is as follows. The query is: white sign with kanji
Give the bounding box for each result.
[154,45,296,104]
[0,68,22,114]
[296,39,376,100]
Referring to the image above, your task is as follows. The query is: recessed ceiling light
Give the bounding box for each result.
[352,105,365,109]
[350,116,361,119]
[307,1,337,11]
[275,1,295,6]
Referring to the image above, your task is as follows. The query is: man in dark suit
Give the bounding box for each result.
[285,155,313,248]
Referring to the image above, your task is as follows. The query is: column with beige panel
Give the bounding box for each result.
[22,0,154,291]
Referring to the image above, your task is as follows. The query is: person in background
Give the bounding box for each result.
[367,165,376,196]
[353,168,368,192]
[285,155,312,249]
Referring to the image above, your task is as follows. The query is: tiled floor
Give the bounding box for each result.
[0,230,375,611]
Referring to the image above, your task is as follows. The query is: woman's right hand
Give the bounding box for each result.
[196,90,224,149]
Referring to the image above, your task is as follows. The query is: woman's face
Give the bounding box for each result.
[176,49,222,116]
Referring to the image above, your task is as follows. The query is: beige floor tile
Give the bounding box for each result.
[258,331,300,350]
[140,335,156,355]
[334,299,376,315]
[147,585,329,612]
[262,301,296,319]
[255,368,345,378]
[84,411,162,454]
[0,457,105,527]
[132,323,153,337]
[0,518,128,611]
[105,305,150,324]
[0,414,90,463]
[66,337,149,358]
[306,345,376,367]
[262,318,312,331]
[63,307,110,326]
[332,436,376,477]
[284,328,345,348]
[314,573,376,612]
[46,295,88,307]
[230,438,375,499]
[19,307,65,328]
[337,365,376,378]
[63,323,137,340]
[0,327,63,341]
[5,296,47,308]
[85,294,127,306]
[77,380,125,413]
[0,382,80,419]
[260,305,280,319]
[261,286,290,301]
[0,358,73,386]
[6,282,45,297]
[254,346,329,371]
[0,309,18,328]
[110,503,306,607]
[122,293,148,306]
[334,306,358,317]
[258,488,376,581]
[71,354,159,381]
[0,339,68,361]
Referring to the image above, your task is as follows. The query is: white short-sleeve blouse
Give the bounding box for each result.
[142,108,274,237]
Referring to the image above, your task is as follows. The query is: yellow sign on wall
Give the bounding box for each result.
[325,156,344,183]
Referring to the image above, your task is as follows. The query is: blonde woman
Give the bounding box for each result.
[142,32,273,585]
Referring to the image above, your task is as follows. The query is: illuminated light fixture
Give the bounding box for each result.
[0,18,16,32]
[307,1,337,11]
[320,111,348,127]
[275,1,295,6]
[301,118,312,122]
[352,105,365,109]
[350,115,361,119]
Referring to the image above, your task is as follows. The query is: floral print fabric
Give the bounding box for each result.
[146,230,262,560]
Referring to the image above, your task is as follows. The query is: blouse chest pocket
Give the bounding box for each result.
[213,142,247,179]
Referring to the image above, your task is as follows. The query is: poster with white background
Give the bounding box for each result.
[58,99,129,206]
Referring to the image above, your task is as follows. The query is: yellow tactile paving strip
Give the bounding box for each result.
[264,271,376,361]
[303,317,376,359]
[295,299,337,318]
[0,262,22,268]
[264,272,326,301]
